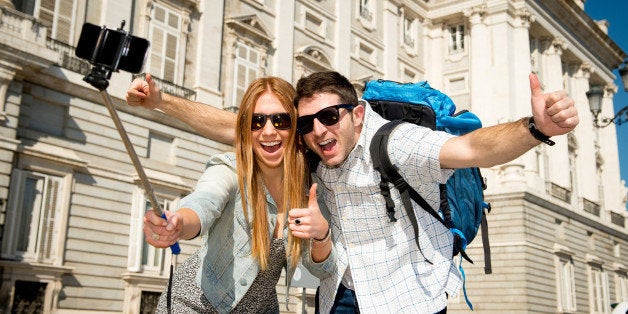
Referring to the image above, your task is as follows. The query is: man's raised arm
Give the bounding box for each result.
[126,73,237,145]
[440,73,579,169]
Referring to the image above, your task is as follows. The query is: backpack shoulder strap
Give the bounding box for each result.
[370,120,404,222]
[370,120,447,225]
[370,121,448,264]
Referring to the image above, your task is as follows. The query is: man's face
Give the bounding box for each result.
[297,93,363,167]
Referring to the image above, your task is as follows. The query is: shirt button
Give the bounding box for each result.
[239,278,247,286]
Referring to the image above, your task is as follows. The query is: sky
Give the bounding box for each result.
[583,0,628,210]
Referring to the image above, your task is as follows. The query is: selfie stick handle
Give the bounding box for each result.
[99,90,181,255]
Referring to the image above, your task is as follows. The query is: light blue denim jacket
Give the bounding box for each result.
[180,153,295,313]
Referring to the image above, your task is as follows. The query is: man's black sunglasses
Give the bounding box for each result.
[251,113,292,130]
[296,104,355,135]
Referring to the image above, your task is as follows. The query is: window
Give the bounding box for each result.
[148,3,182,83]
[556,255,577,312]
[1,170,65,263]
[617,272,628,303]
[141,198,177,273]
[13,0,77,43]
[359,0,373,22]
[128,188,180,275]
[148,131,175,164]
[589,264,610,314]
[140,291,161,313]
[304,11,326,37]
[403,16,417,48]
[11,281,47,313]
[449,24,465,54]
[232,43,260,107]
[26,98,67,137]
[355,40,377,66]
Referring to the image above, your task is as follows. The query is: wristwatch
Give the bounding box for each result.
[528,117,555,146]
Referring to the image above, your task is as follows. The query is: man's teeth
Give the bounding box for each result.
[261,141,281,147]
[319,139,334,146]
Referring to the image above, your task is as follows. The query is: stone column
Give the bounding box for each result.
[562,63,598,209]
[539,37,571,191]
[512,7,534,118]
[598,84,623,215]
[382,1,399,79]
[335,0,352,75]
[465,4,490,121]
[422,19,444,87]
[497,7,535,191]
[273,0,295,80]
[192,0,224,107]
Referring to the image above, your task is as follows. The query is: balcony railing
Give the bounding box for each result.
[610,212,625,228]
[132,74,196,101]
[0,6,47,44]
[582,198,600,217]
[45,38,92,76]
[550,183,571,203]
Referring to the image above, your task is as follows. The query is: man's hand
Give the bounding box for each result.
[126,73,162,110]
[288,183,329,240]
[530,73,579,136]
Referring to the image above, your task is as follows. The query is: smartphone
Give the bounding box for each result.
[75,23,150,74]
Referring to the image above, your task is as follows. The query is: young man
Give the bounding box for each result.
[126,71,578,313]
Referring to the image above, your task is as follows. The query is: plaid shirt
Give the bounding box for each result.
[305,102,462,313]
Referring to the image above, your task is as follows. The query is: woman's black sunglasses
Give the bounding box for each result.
[251,113,292,131]
[296,104,355,135]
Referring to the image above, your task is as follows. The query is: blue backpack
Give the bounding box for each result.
[363,79,491,310]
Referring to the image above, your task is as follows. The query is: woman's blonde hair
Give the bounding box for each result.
[235,77,307,270]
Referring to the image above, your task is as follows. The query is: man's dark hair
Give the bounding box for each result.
[293,71,359,108]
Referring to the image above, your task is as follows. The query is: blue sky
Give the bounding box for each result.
[584,1,628,210]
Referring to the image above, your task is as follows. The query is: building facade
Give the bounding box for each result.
[0,0,626,313]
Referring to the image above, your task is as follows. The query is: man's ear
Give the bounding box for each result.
[352,102,366,126]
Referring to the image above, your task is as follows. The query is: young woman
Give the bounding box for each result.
[143,77,309,313]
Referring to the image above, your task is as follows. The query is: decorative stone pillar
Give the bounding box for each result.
[464,4,490,120]
[192,0,224,106]
[421,18,444,86]
[540,37,567,91]
[506,7,539,190]
[382,1,399,79]
[273,0,295,80]
[512,7,534,118]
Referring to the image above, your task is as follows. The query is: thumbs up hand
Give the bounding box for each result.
[529,73,579,136]
[289,183,329,240]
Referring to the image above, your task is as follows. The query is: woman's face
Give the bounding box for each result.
[251,91,292,172]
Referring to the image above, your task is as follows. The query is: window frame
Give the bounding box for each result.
[128,186,181,275]
[147,2,183,84]
[555,253,577,312]
[448,24,465,54]
[588,263,610,314]
[231,42,261,108]
[1,169,71,265]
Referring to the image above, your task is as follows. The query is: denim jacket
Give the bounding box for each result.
[180,153,295,313]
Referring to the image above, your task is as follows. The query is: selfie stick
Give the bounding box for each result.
[81,24,180,255]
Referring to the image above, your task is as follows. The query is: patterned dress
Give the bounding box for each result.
[156,238,286,313]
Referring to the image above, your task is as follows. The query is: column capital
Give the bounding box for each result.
[541,37,567,56]
[604,83,618,96]
[464,4,488,26]
[514,7,535,29]
[575,61,594,79]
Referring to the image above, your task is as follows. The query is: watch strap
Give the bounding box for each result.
[528,117,555,146]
